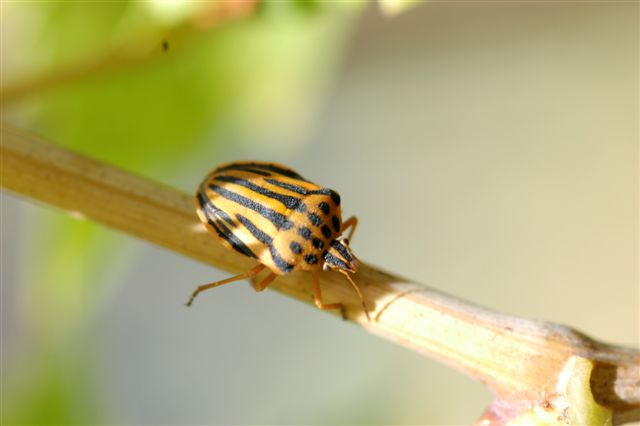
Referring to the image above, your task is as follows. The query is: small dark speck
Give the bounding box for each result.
[162,40,169,51]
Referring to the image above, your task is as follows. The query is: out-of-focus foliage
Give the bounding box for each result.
[378,0,422,16]
[1,1,364,424]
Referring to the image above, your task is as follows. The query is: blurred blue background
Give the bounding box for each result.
[1,1,637,424]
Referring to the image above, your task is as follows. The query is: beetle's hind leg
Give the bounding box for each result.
[311,271,346,319]
[186,264,266,307]
[252,272,277,292]
[341,216,358,241]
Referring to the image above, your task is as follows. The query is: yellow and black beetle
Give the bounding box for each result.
[186,161,369,320]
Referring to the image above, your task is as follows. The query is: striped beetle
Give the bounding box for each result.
[187,161,369,320]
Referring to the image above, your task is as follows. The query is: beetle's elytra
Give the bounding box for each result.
[187,161,369,320]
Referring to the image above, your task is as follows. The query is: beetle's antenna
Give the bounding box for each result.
[339,270,370,322]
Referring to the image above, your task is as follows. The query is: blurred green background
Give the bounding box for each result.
[1,1,637,424]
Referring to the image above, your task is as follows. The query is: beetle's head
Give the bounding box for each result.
[323,236,359,273]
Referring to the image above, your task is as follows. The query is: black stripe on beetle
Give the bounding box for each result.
[216,162,308,181]
[230,167,272,177]
[264,179,340,206]
[210,184,293,230]
[269,245,295,273]
[265,178,310,195]
[235,214,293,273]
[198,187,236,227]
[215,175,306,212]
[213,220,257,259]
[236,214,273,245]
[330,239,353,262]
[324,252,348,269]
[314,188,340,206]
[197,194,257,258]
[209,202,236,227]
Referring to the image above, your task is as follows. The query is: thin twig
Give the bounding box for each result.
[1,123,638,425]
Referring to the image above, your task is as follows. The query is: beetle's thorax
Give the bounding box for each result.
[323,237,358,273]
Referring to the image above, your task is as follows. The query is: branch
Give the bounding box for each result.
[1,123,638,425]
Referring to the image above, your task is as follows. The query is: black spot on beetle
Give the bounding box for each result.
[321,225,332,239]
[298,226,313,240]
[318,202,330,215]
[290,241,303,255]
[329,190,340,206]
[308,213,322,227]
[312,238,324,250]
[331,215,340,232]
[304,254,318,265]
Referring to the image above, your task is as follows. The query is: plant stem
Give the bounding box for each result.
[1,123,638,424]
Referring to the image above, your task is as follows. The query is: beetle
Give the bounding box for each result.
[186,161,369,320]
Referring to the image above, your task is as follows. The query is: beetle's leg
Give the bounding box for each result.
[341,216,358,241]
[339,270,371,322]
[252,272,277,292]
[186,264,266,307]
[250,273,261,290]
[311,271,346,319]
